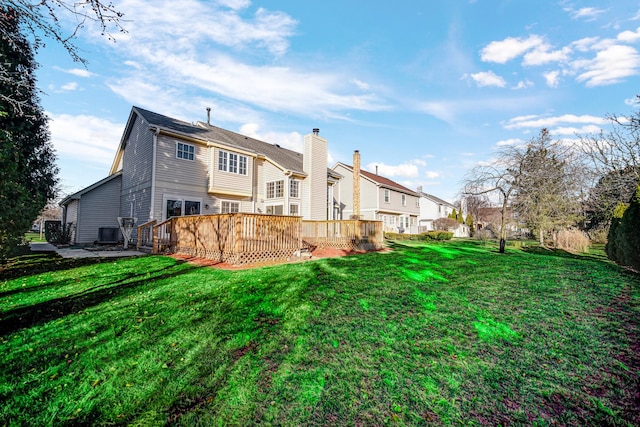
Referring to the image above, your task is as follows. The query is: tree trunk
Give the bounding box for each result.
[499,197,509,253]
[539,228,544,247]
[499,238,506,253]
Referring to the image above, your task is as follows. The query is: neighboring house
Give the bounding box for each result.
[60,106,340,245]
[416,186,457,230]
[332,153,420,233]
[415,187,470,237]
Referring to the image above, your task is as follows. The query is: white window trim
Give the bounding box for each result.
[289,203,300,216]
[218,149,248,175]
[384,189,390,203]
[221,200,240,214]
[161,194,203,221]
[266,180,285,199]
[176,142,195,161]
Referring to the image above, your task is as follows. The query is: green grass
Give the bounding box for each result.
[24,232,46,243]
[1,240,639,426]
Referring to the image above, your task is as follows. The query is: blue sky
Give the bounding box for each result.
[35,0,640,201]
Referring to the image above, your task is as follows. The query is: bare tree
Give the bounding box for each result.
[462,144,527,253]
[1,1,126,112]
[578,99,640,228]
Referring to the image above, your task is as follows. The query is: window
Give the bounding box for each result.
[266,205,283,215]
[218,150,248,175]
[416,198,420,207]
[289,178,299,198]
[384,189,390,203]
[166,199,182,218]
[177,142,194,161]
[164,196,201,219]
[402,194,407,206]
[266,180,284,199]
[221,201,240,214]
[289,204,299,216]
[185,201,201,215]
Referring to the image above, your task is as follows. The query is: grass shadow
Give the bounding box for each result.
[0,260,200,336]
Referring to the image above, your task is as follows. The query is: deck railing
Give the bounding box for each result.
[137,214,383,265]
[301,220,384,251]
[136,219,156,249]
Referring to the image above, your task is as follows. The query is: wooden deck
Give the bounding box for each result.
[137,214,383,266]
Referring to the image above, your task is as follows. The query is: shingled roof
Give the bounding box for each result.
[337,163,418,195]
[134,106,305,175]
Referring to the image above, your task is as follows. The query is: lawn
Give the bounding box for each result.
[1,240,639,426]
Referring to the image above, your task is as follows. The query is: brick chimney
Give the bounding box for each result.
[353,150,361,219]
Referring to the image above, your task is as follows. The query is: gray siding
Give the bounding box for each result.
[76,175,123,244]
[120,113,154,224]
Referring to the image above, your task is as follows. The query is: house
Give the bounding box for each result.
[332,151,420,233]
[415,186,457,230]
[60,106,341,245]
[414,187,470,237]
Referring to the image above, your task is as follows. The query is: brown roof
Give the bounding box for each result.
[338,163,418,195]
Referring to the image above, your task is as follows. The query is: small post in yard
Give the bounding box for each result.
[153,224,159,254]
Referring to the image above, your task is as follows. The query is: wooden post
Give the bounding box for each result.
[153,224,159,254]
[353,150,361,219]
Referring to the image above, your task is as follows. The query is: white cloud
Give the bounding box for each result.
[572,37,601,52]
[495,138,523,147]
[567,7,606,21]
[618,27,640,43]
[523,45,571,66]
[61,82,79,91]
[108,0,297,56]
[543,70,561,87]
[574,44,640,86]
[550,125,602,135]
[466,71,506,88]
[352,79,370,90]
[47,113,124,165]
[425,171,440,179]
[365,160,425,178]
[53,66,95,77]
[239,123,304,153]
[513,79,534,89]
[480,35,544,63]
[503,114,607,130]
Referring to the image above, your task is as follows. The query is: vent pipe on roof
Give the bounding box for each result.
[353,150,361,219]
[375,165,378,175]
[206,107,211,125]
[312,128,319,135]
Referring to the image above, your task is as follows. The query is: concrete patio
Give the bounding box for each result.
[29,242,145,259]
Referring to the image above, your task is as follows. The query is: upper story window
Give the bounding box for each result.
[218,150,247,175]
[177,142,195,161]
[416,197,420,207]
[384,189,390,203]
[266,180,284,199]
[290,178,300,198]
[402,194,407,206]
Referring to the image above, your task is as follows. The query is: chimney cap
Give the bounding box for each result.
[312,128,319,135]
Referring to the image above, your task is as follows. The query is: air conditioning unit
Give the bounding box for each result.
[98,227,120,244]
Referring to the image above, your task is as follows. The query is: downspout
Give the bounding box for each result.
[149,127,160,220]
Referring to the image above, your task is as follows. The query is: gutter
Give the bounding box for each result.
[149,127,160,220]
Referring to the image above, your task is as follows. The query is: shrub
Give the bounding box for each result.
[417,231,453,241]
[587,226,608,244]
[556,228,590,253]
[612,181,640,271]
[432,217,460,231]
[605,202,629,262]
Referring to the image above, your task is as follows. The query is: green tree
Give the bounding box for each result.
[607,181,640,271]
[449,209,457,220]
[0,6,58,257]
[605,202,628,262]
[465,213,474,234]
[511,129,583,247]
